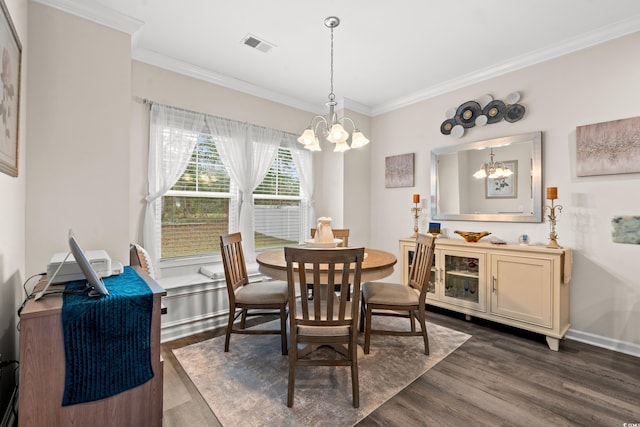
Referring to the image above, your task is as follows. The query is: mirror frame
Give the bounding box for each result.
[430,131,543,223]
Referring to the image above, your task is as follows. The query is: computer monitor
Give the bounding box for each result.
[34,230,109,300]
[68,230,109,298]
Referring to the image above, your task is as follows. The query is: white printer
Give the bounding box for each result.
[46,250,123,284]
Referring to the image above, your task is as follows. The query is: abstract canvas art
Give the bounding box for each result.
[385,153,415,188]
[576,116,640,177]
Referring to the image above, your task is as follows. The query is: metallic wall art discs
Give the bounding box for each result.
[451,124,464,138]
[505,103,526,123]
[455,101,481,128]
[440,118,456,135]
[482,100,506,124]
[440,92,526,136]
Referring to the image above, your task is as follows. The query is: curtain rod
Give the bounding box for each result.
[135,97,298,138]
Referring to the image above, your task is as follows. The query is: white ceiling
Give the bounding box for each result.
[40,0,640,115]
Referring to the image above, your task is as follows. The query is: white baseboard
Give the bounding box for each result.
[565,328,640,358]
[161,311,228,343]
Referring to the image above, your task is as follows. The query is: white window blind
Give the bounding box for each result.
[254,147,303,249]
[161,134,235,258]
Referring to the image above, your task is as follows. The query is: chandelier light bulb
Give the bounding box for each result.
[333,141,351,152]
[473,147,512,179]
[472,168,487,179]
[326,123,349,143]
[304,137,322,152]
[350,131,370,148]
[297,128,316,145]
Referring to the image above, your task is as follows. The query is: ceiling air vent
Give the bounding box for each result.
[242,34,274,53]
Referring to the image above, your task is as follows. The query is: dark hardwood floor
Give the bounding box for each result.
[161,308,640,426]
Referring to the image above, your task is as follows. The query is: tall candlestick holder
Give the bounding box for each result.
[544,198,563,249]
[411,202,422,237]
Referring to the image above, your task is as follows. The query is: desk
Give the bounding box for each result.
[18,266,166,427]
[256,247,397,282]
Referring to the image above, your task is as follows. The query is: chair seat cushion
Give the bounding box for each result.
[294,300,353,336]
[235,281,288,305]
[362,281,419,306]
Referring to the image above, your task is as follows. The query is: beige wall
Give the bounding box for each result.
[370,32,640,350]
[26,3,131,272]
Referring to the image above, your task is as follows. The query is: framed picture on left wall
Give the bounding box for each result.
[0,0,21,177]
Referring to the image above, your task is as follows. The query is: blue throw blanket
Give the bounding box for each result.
[62,266,154,406]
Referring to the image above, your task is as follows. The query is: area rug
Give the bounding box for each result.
[173,317,471,427]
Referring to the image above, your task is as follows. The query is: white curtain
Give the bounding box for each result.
[143,104,206,276]
[289,137,315,242]
[208,117,282,259]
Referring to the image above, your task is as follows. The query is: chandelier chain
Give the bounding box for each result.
[328,25,335,103]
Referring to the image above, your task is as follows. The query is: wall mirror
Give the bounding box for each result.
[431,131,543,223]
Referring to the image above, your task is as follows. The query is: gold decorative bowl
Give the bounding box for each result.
[454,230,491,243]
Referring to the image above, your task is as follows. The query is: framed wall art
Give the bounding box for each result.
[486,160,517,198]
[385,153,415,188]
[576,116,640,177]
[0,0,21,177]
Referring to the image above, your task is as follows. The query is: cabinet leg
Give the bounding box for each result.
[546,336,560,351]
[464,314,472,321]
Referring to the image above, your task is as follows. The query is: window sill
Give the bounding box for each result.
[200,261,262,279]
[158,261,263,291]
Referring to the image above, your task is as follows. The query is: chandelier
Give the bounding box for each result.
[297,16,370,152]
[472,147,514,179]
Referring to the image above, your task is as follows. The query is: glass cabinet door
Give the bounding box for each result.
[428,254,436,295]
[440,251,486,311]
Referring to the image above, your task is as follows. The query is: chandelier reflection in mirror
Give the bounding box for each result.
[472,147,514,179]
[297,16,370,152]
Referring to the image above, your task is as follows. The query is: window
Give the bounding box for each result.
[161,134,236,259]
[254,147,303,250]
[157,126,308,262]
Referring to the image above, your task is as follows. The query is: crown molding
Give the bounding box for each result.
[342,98,372,117]
[372,15,640,116]
[133,48,325,115]
[32,0,144,35]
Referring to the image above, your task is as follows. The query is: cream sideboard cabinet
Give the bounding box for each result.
[399,237,571,351]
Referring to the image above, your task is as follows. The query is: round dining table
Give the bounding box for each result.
[255,247,397,282]
[256,246,396,358]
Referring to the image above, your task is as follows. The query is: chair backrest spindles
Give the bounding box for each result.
[408,234,436,300]
[285,247,364,326]
[220,233,249,295]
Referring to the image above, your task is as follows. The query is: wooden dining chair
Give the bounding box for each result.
[220,232,289,355]
[284,246,365,408]
[360,233,436,355]
[308,228,351,299]
[310,228,349,247]
[129,243,156,279]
